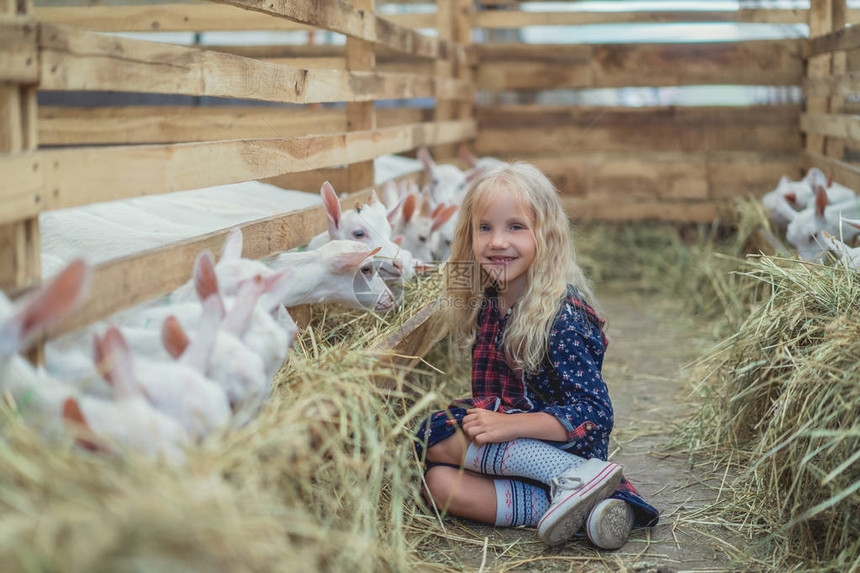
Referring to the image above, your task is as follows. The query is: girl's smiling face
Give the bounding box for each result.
[472,185,537,306]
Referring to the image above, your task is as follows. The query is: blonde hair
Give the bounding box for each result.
[444,162,597,373]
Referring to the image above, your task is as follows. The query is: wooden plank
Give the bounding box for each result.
[0,119,476,225]
[39,24,471,104]
[263,163,423,193]
[561,197,726,224]
[375,298,447,381]
[475,41,804,90]
[800,149,860,191]
[521,151,797,204]
[478,124,799,154]
[806,14,860,57]
[802,71,860,97]
[0,16,38,83]
[43,187,376,339]
[38,106,429,145]
[346,0,376,192]
[800,112,860,143]
[36,5,434,32]
[36,4,309,32]
[477,105,801,154]
[476,9,810,28]
[206,0,463,62]
[478,104,801,127]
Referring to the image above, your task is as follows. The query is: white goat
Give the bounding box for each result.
[762,169,857,228]
[306,181,414,281]
[68,327,190,465]
[786,187,860,261]
[418,147,467,208]
[109,295,232,441]
[391,191,457,263]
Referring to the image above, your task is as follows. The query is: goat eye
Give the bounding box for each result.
[446,239,452,246]
[353,230,366,239]
[360,265,372,275]
[419,235,427,243]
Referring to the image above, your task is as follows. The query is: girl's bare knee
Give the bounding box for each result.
[423,465,460,507]
[426,433,467,465]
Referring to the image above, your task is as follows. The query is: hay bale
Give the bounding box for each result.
[686,255,860,569]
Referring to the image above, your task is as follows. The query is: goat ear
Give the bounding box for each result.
[465,167,488,184]
[402,194,417,223]
[386,196,404,224]
[100,327,142,400]
[431,205,458,233]
[8,259,89,353]
[393,235,404,246]
[321,181,341,235]
[815,185,828,218]
[92,332,111,385]
[221,227,243,261]
[418,147,435,176]
[331,246,380,273]
[382,180,399,208]
[162,316,190,359]
[458,146,478,168]
[194,250,219,302]
[257,268,294,315]
[369,189,380,205]
[62,397,103,453]
[784,192,797,207]
[180,295,222,372]
[223,280,260,336]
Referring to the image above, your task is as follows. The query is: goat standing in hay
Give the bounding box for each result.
[414,162,658,550]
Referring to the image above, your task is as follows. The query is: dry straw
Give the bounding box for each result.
[684,253,860,571]
[0,271,451,573]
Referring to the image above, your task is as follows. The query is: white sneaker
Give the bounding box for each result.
[586,498,635,550]
[537,458,623,546]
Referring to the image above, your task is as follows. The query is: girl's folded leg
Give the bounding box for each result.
[423,465,550,528]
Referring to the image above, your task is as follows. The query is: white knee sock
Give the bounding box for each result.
[465,439,586,485]
[493,479,550,527]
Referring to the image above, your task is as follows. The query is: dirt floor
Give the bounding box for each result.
[422,285,758,572]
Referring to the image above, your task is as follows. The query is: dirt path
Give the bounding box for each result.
[425,286,753,572]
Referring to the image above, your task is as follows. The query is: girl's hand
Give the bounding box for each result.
[462,408,519,445]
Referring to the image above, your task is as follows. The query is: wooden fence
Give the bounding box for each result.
[2,0,859,350]
[800,0,860,191]
[0,0,475,358]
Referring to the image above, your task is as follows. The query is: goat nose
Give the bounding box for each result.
[392,259,403,271]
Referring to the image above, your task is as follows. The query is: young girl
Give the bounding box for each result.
[416,162,658,549]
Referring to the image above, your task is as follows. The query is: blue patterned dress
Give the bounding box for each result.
[416,285,659,527]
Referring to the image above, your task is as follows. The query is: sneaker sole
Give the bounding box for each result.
[586,499,634,550]
[537,462,622,546]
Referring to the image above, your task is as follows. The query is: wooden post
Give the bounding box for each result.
[454,0,475,156]
[807,0,842,159]
[345,0,375,192]
[433,0,456,161]
[826,0,846,160]
[0,0,41,361]
[0,0,40,292]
